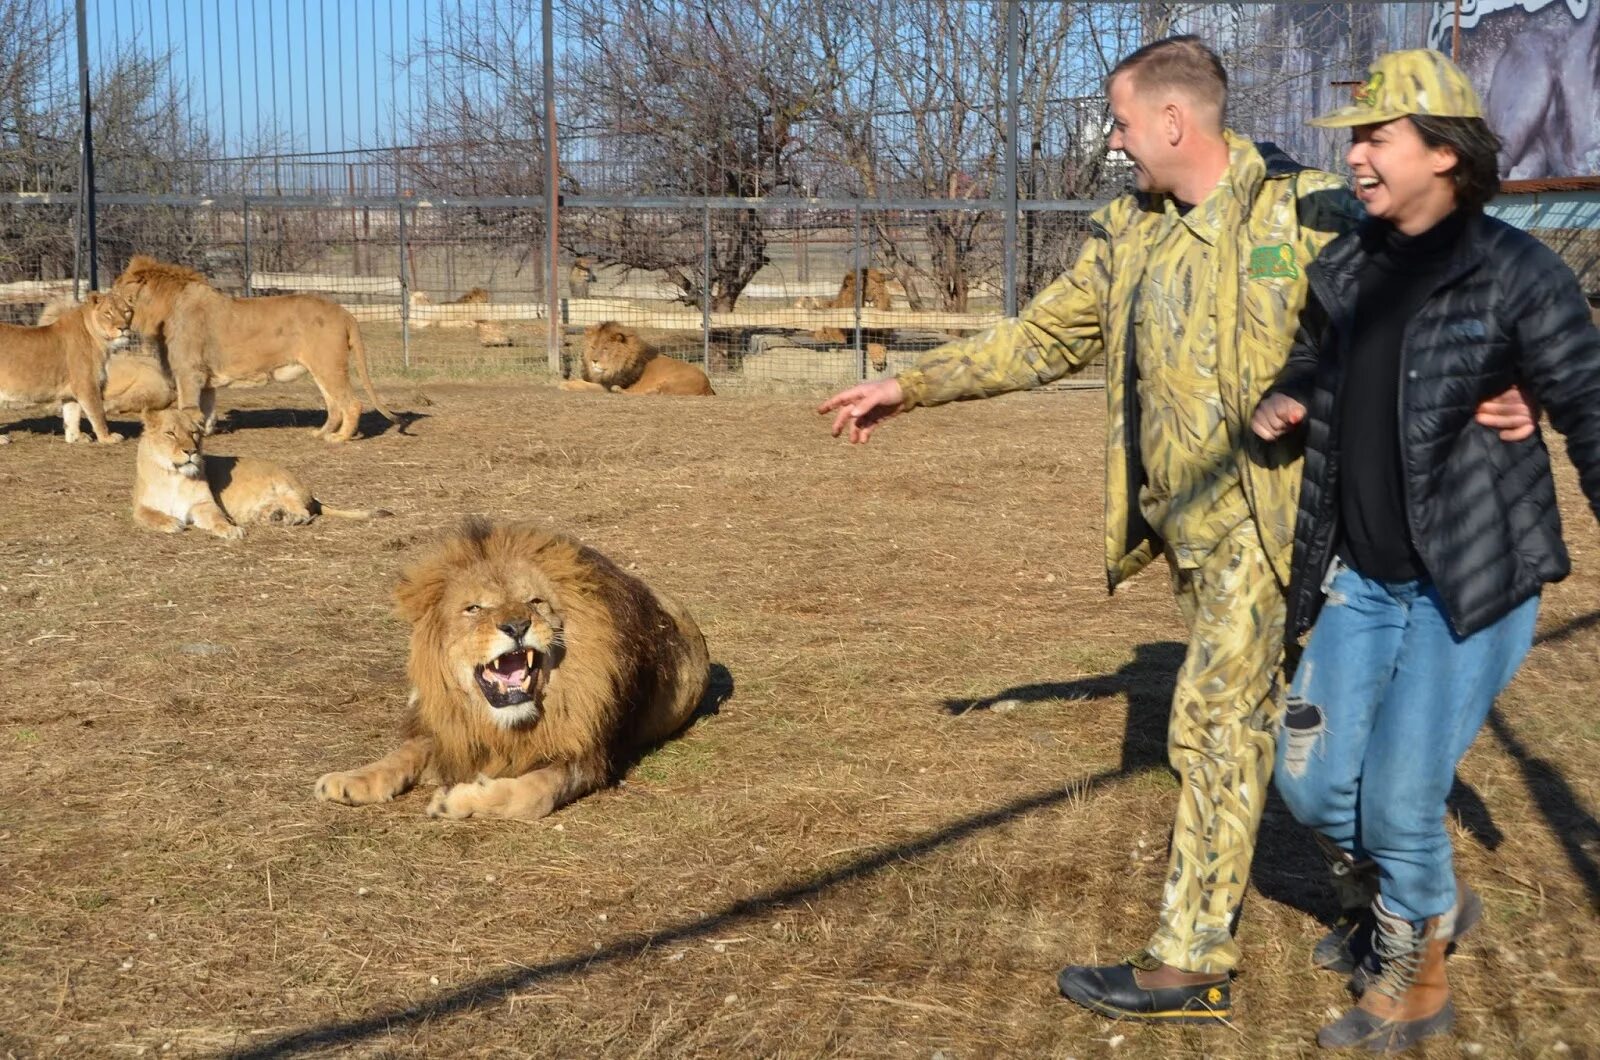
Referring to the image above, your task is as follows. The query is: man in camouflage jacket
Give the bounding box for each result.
[821,37,1356,1023]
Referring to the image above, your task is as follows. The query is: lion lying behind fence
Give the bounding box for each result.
[561,321,715,396]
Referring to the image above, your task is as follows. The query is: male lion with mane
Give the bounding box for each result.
[560,321,715,396]
[113,255,397,441]
[315,520,710,820]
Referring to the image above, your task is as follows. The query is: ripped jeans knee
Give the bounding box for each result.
[1274,689,1349,831]
[1279,696,1326,780]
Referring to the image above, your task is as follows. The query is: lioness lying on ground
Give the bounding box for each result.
[0,291,132,443]
[560,321,715,396]
[315,519,710,820]
[133,407,390,540]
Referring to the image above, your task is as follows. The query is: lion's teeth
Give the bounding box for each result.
[525,649,534,667]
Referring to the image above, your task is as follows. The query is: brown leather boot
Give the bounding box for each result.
[1317,899,1454,1051]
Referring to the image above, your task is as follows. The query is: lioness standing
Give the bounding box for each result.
[0,291,132,444]
[113,256,398,442]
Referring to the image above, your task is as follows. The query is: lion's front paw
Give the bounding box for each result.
[97,432,125,444]
[425,783,479,819]
[211,523,245,542]
[315,769,401,806]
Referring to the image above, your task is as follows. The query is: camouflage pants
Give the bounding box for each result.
[1145,517,1287,974]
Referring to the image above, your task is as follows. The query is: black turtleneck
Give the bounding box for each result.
[1336,209,1469,582]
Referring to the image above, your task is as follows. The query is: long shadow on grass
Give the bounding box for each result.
[0,412,144,440]
[1483,608,1600,911]
[939,640,1500,921]
[218,406,425,438]
[227,634,1561,1058]
[226,655,1183,1058]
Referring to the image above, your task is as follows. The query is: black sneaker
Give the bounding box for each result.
[1057,952,1232,1025]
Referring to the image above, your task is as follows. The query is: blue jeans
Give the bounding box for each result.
[1274,560,1538,924]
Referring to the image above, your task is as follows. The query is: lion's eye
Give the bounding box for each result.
[527,596,544,607]
[463,604,483,615]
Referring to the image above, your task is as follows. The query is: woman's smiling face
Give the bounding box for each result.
[1346,117,1461,231]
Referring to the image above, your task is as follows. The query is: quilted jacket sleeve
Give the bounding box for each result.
[1511,244,1600,523]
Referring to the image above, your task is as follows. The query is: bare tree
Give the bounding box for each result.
[557,0,831,309]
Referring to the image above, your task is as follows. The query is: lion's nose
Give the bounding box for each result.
[498,619,531,642]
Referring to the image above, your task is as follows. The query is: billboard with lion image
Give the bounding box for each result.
[1429,0,1600,179]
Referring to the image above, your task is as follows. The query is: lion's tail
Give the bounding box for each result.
[311,499,394,521]
[347,319,399,424]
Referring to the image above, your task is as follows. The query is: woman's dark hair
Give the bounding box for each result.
[1408,115,1503,211]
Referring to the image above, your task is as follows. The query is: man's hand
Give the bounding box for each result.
[816,378,906,444]
[1251,392,1307,442]
[1475,384,1539,442]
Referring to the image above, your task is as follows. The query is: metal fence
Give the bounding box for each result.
[0,1,1448,385]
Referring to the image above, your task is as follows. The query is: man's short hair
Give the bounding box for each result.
[1108,36,1228,122]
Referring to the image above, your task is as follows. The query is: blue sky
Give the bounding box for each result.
[82,0,442,156]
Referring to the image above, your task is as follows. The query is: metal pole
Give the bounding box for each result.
[853,204,864,379]
[398,201,410,370]
[71,171,83,301]
[1003,0,1018,318]
[542,0,561,376]
[74,0,98,290]
[242,198,252,295]
[702,205,712,369]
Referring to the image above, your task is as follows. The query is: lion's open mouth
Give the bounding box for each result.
[475,648,545,709]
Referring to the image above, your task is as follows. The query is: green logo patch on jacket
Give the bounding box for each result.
[1248,243,1299,280]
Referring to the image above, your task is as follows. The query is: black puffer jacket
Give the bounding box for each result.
[1274,211,1600,640]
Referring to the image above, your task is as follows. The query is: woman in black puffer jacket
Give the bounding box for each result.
[1251,50,1600,1053]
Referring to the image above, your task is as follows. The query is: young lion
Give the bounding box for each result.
[35,295,173,441]
[112,255,398,442]
[314,519,710,821]
[559,321,715,396]
[0,291,132,443]
[133,407,390,540]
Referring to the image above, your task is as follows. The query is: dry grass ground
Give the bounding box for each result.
[1,380,1597,1059]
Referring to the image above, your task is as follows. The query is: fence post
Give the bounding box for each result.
[542,0,562,377]
[398,201,410,371]
[702,204,712,369]
[241,197,252,295]
[73,0,98,292]
[1003,0,1019,318]
[853,203,864,380]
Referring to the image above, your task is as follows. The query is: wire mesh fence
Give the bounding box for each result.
[0,1,1498,386]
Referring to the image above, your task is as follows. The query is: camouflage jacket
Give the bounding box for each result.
[896,132,1357,591]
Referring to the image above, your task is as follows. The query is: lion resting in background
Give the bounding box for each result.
[134,408,390,540]
[314,520,710,820]
[560,321,715,396]
[113,255,397,442]
[0,290,132,444]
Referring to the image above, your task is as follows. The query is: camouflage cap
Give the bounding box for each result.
[1309,49,1484,128]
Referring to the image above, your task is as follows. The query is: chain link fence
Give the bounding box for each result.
[3,1,1533,387]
